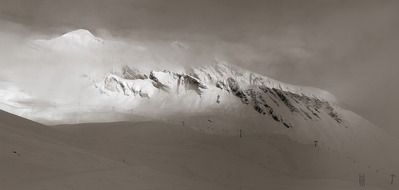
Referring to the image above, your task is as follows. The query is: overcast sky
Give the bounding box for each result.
[1,0,398,135]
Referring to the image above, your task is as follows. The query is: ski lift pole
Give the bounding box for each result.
[391,174,396,185]
[314,140,318,148]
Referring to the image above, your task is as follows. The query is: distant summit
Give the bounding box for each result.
[34,29,104,51]
[57,29,103,45]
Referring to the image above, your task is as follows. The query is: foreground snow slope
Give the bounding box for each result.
[0,110,126,189]
[0,110,396,190]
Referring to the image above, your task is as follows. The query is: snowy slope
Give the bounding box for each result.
[0,110,128,190]
[1,110,395,190]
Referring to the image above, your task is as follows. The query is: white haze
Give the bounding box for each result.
[0,21,275,123]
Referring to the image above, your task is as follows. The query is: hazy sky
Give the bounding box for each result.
[1,0,398,134]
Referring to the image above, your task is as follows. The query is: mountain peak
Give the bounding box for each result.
[56,29,103,46]
[33,29,103,50]
[61,29,96,39]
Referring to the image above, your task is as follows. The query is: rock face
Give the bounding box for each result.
[121,65,148,80]
[100,64,343,129]
[243,86,340,128]
[148,71,207,95]
[104,74,155,98]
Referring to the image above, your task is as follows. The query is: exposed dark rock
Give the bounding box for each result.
[216,95,221,104]
[272,114,280,122]
[149,71,170,92]
[121,65,148,80]
[227,77,249,104]
[180,74,207,95]
[326,104,343,123]
[300,108,313,120]
[104,75,129,95]
[272,88,298,112]
[216,81,228,91]
[283,122,292,128]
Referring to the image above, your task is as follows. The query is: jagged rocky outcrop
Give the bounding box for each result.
[104,65,208,97]
[100,64,344,128]
[149,70,207,95]
[226,78,249,104]
[104,74,155,98]
[241,86,342,128]
[121,65,148,80]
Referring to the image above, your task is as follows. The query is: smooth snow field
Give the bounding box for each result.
[1,110,398,190]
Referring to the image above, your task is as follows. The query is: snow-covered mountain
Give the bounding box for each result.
[0,29,395,143]
[34,29,104,51]
[0,30,387,133]
[99,63,340,130]
[1,29,399,189]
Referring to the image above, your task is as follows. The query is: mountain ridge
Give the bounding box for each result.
[99,63,342,129]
